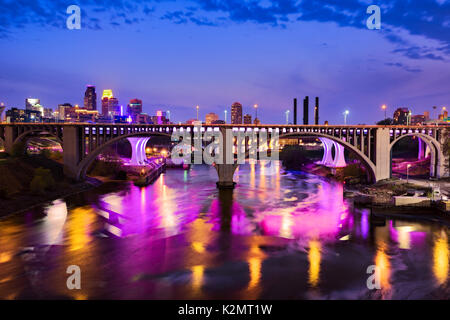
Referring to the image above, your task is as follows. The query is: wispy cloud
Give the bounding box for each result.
[1,0,449,61]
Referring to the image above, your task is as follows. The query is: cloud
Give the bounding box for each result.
[0,0,449,61]
[384,62,422,73]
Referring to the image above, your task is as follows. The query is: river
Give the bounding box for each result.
[0,161,448,299]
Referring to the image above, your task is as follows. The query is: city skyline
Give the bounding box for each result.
[0,1,449,124]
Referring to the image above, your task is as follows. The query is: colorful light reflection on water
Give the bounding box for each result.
[0,162,448,299]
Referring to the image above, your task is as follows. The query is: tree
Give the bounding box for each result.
[29,167,56,194]
[376,118,394,125]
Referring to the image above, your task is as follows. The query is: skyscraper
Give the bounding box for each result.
[84,85,97,111]
[0,104,5,122]
[393,108,409,125]
[127,99,143,122]
[293,98,297,125]
[231,102,243,124]
[101,89,119,116]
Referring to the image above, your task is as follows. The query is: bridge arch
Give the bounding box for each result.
[279,132,377,183]
[75,131,172,180]
[389,133,444,178]
[14,129,63,148]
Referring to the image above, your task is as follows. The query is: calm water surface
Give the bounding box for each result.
[0,161,449,299]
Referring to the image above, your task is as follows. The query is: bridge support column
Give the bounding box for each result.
[215,127,238,189]
[215,164,239,189]
[375,128,391,181]
[418,138,425,160]
[3,126,14,154]
[332,141,347,167]
[318,138,334,166]
[127,137,150,166]
[63,126,82,180]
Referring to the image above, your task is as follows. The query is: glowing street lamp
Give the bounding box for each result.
[343,110,349,125]
[254,104,258,121]
[382,104,387,121]
[407,163,412,184]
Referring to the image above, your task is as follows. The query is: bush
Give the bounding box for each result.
[29,167,56,194]
[10,142,26,158]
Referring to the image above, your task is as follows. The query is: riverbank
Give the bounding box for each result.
[0,155,103,219]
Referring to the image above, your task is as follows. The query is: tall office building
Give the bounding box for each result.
[205,112,219,124]
[127,99,143,122]
[0,103,5,122]
[393,108,409,125]
[231,102,243,124]
[84,85,97,111]
[101,90,120,116]
[244,114,252,124]
[26,98,40,110]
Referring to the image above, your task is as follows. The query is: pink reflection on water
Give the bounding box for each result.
[260,181,350,240]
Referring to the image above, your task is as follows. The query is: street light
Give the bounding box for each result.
[343,110,349,125]
[196,105,199,121]
[254,104,258,121]
[407,163,411,184]
[285,110,290,125]
[382,104,387,121]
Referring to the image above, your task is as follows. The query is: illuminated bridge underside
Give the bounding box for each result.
[0,124,448,187]
[318,138,347,168]
[128,137,150,166]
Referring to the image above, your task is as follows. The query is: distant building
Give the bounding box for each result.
[253,118,261,125]
[0,104,5,122]
[57,103,73,121]
[231,102,243,124]
[424,111,430,121]
[6,108,41,123]
[151,110,169,125]
[411,115,426,125]
[211,120,225,124]
[25,98,40,111]
[127,99,143,123]
[244,114,252,124]
[101,89,114,116]
[83,85,97,111]
[136,113,152,124]
[205,112,219,124]
[393,108,409,125]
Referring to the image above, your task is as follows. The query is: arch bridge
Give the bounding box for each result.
[0,123,448,188]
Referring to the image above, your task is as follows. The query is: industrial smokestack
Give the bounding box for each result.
[293,98,297,125]
[303,96,309,125]
[314,97,319,125]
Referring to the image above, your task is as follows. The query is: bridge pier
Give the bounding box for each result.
[332,141,347,167]
[375,128,391,181]
[127,137,150,166]
[215,164,239,189]
[319,138,334,166]
[63,126,82,180]
[3,126,14,154]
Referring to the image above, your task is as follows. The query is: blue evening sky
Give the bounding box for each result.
[0,0,449,124]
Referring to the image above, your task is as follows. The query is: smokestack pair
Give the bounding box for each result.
[293,96,319,125]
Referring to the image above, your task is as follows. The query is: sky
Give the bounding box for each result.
[0,0,449,124]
